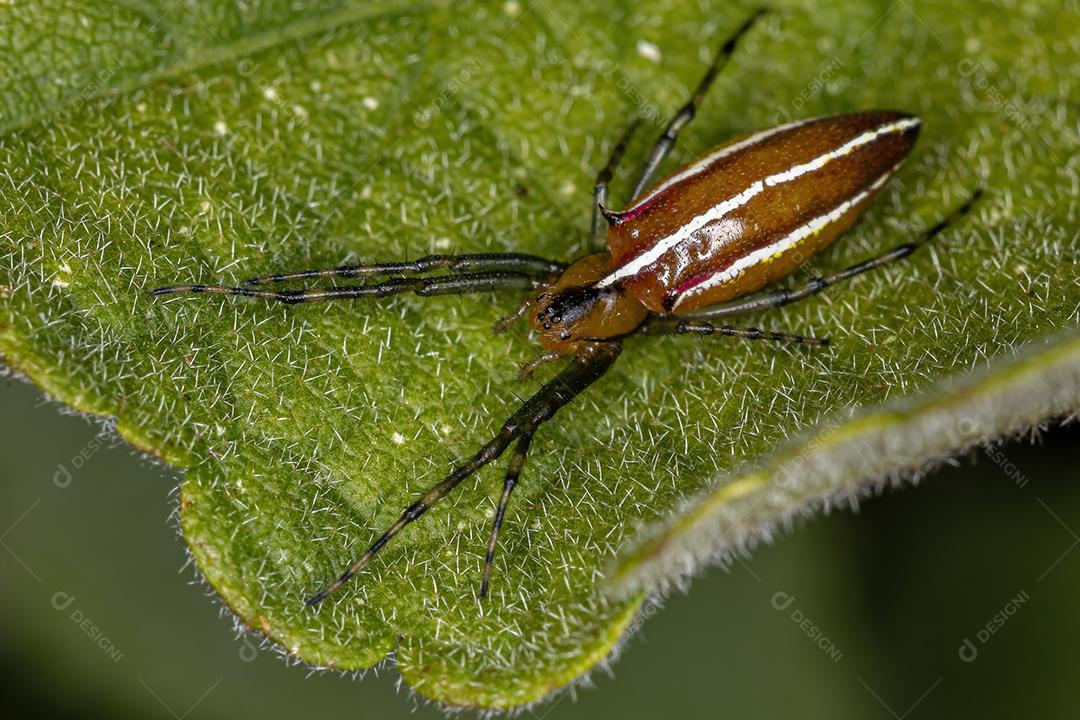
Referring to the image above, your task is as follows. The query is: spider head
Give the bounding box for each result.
[529,255,649,353]
[533,284,614,344]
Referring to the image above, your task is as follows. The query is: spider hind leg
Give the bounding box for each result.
[629,8,769,199]
[684,189,984,321]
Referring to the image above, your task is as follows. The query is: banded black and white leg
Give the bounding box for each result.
[305,342,622,605]
[629,8,768,199]
[237,252,565,287]
[481,432,533,598]
[683,190,983,321]
[154,252,567,308]
[152,271,552,304]
[640,318,829,346]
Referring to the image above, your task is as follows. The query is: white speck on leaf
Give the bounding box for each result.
[636,39,662,63]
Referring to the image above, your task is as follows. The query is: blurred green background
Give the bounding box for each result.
[2,375,1079,719]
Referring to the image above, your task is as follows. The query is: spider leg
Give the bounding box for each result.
[480,432,533,598]
[517,351,563,380]
[629,8,768,200]
[151,271,545,304]
[494,298,534,334]
[305,342,622,606]
[641,318,829,346]
[591,119,641,251]
[240,253,565,286]
[684,189,984,320]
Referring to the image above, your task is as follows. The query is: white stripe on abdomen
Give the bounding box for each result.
[669,166,898,309]
[597,116,920,289]
[624,117,815,211]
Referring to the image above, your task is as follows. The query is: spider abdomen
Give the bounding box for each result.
[598,111,921,313]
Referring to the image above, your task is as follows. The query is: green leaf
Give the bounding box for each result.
[611,331,1080,594]
[1,0,1076,710]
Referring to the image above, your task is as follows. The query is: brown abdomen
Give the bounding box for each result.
[597,111,920,313]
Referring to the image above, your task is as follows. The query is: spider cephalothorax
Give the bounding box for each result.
[531,254,648,353]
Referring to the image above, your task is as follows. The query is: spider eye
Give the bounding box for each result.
[560,331,571,341]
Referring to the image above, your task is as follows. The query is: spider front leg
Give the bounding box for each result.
[239,252,565,286]
[481,431,533,598]
[152,271,547,304]
[306,342,622,605]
